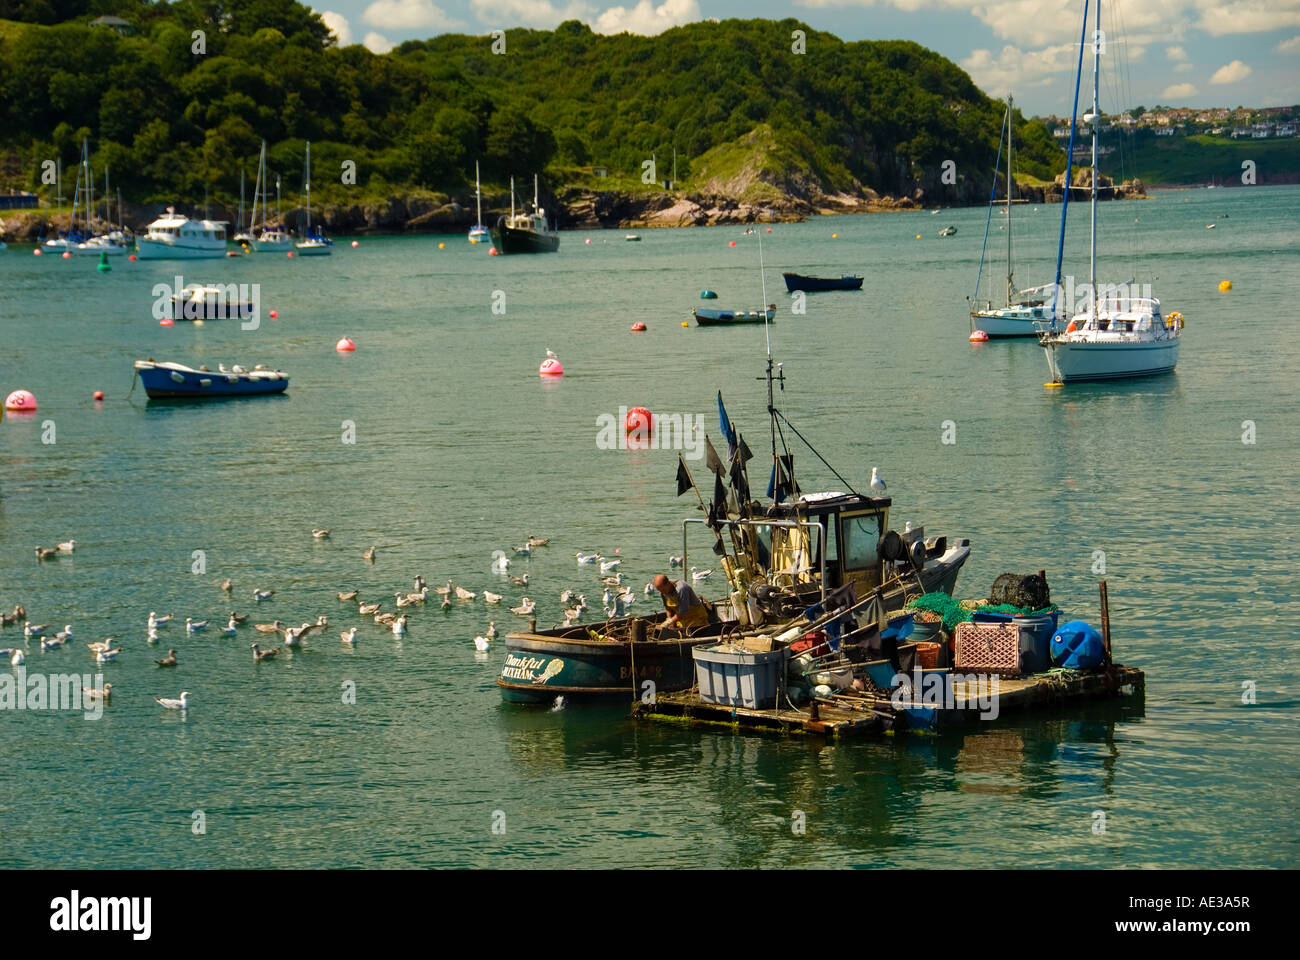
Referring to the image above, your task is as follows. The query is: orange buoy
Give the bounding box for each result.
[336,337,356,352]
[1066,320,1078,333]
[61,251,71,258]
[4,390,37,412]
[287,251,294,258]
[728,241,736,247]
[766,228,772,233]
[269,310,278,319]
[93,391,105,401]
[489,247,498,255]
[630,322,646,332]
[128,254,136,260]
[1218,280,1232,291]
[969,330,989,342]
[438,242,445,249]
[160,318,174,326]
[351,240,359,247]
[626,406,653,435]
[33,248,42,256]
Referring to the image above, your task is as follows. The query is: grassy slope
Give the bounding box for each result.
[1123,135,1300,185]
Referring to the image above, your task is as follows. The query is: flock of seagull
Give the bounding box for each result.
[7,529,723,714]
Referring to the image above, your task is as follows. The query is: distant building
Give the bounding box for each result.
[1154,127,1175,137]
[1278,123,1297,137]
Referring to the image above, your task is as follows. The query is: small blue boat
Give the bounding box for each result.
[782,273,864,293]
[134,360,289,399]
[693,306,776,326]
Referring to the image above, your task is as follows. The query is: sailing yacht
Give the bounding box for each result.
[258,171,292,250]
[468,161,490,243]
[233,164,256,251]
[1039,0,1181,383]
[295,141,332,256]
[969,96,1055,337]
[45,140,89,252]
[79,167,130,256]
[489,175,559,253]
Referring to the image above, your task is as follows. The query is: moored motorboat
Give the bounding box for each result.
[135,207,228,259]
[693,306,776,325]
[782,273,863,292]
[490,175,559,254]
[169,284,257,321]
[134,360,288,399]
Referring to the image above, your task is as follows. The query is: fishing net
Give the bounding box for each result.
[905,592,1059,631]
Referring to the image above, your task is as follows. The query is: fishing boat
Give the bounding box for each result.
[468,161,490,243]
[295,141,332,256]
[969,96,1055,337]
[1038,0,1181,383]
[625,234,642,242]
[135,207,228,259]
[693,306,777,325]
[782,273,863,292]
[169,284,258,321]
[499,237,969,705]
[133,360,289,399]
[490,175,559,253]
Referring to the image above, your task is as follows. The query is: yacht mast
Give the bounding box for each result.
[1089,1,1100,307]
[476,161,482,225]
[1006,94,1014,306]
[304,141,312,234]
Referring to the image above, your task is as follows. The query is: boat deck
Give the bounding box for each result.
[632,664,1144,739]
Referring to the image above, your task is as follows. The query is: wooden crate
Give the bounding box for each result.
[954,622,1021,678]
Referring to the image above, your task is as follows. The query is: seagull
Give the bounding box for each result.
[576,552,602,565]
[510,598,535,617]
[440,596,451,610]
[483,591,503,604]
[434,581,454,597]
[229,612,248,624]
[254,620,285,633]
[185,618,208,633]
[602,589,625,619]
[870,467,887,497]
[312,529,331,539]
[563,605,584,622]
[253,589,275,602]
[337,590,359,602]
[395,592,414,608]
[474,635,491,651]
[0,611,16,627]
[283,626,303,647]
[903,520,913,534]
[148,612,172,628]
[251,643,278,661]
[155,649,178,667]
[691,566,712,581]
[455,586,477,601]
[363,545,377,561]
[493,554,511,570]
[392,614,407,636]
[405,587,428,604]
[618,589,637,607]
[41,635,65,650]
[220,578,232,592]
[414,575,427,592]
[512,544,532,556]
[298,616,328,637]
[526,537,549,548]
[341,627,357,645]
[231,364,247,374]
[508,573,530,587]
[54,625,74,641]
[96,646,121,662]
[600,559,621,575]
[374,612,397,625]
[56,539,76,553]
[83,682,111,701]
[35,546,57,560]
[668,555,684,567]
[156,691,192,710]
[601,573,624,586]
[644,581,656,595]
[486,621,498,640]
[358,602,381,615]
[560,589,575,605]
[147,628,159,645]
[24,622,49,638]
[10,648,24,665]
[86,638,115,653]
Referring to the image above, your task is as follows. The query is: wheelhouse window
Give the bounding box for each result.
[840,512,882,570]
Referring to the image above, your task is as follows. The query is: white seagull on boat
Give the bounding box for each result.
[870,467,886,497]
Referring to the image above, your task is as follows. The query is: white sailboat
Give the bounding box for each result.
[233,163,256,250]
[1039,0,1182,383]
[294,141,332,256]
[258,165,292,249]
[969,95,1054,337]
[468,161,490,243]
[45,139,89,252]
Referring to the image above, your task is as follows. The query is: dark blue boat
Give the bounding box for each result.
[134,360,289,399]
[782,273,864,292]
[693,306,776,325]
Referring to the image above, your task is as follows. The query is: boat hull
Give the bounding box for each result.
[970,306,1054,338]
[783,273,863,292]
[135,239,228,260]
[294,240,332,256]
[490,224,559,254]
[135,363,289,399]
[694,308,775,326]
[1043,337,1179,382]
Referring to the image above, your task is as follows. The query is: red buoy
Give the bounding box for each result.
[4,390,37,412]
[269,310,278,319]
[61,251,71,259]
[969,330,989,342]
[160,318,174,326]
[630,322,646,332]
[287,251,294,258]
[33,248,42,256]
[626,406,653,433]
[93,391,105,401]
[489,247,499,256]
[728,241,736,247]
[336,336,356,352]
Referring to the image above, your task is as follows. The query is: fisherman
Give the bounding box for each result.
[653,574,708,637]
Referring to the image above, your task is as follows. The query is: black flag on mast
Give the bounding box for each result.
[705,436,725,477]
[675,456,693,497]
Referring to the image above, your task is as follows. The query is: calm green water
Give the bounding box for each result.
[1,186,1297,868]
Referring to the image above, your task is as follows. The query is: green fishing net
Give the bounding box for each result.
[905,592,1059,631]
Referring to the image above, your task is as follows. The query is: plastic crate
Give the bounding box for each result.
[954,622,1021,678]
[694,644,788,709]
[913,641,943,669]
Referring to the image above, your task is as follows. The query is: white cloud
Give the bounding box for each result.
[593,0,699,35]
[1278,35,1300,51]
[1198,2,1300,37]
[364,31,395,53]
[1162,82,1197,98]
[1210,59,1252,83]
[318,10,353,46]
[1166,45,1187,60]
[469,0,594,29]
[961,43,1078,96]
[363,0,462,30]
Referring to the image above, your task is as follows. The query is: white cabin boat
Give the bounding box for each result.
[135,208,228,259]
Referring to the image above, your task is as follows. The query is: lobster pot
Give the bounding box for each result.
[954,622,1022,678]
[694,644,789,709]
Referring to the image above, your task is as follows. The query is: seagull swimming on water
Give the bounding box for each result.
[341,627,357,645]
[148,612,172,628]
[510,598,535,617]
[455,586,477,601]
[869,467,887,497]
[83,682,111,702]
[251,643,278,661]
[253,589,275,602]
[56,540,76,553]
[220,578,232,592]
[155,649,178,667]
[486,621,498,640]
[25,622,50,639]
[312,529,331,539]
[157,691,192,710]
[229,612,248,624]
[338,590,359,602]
[392,614,407,636]
[508,573,529,587]
[474,635,491,651]
[35,546,57,560]
[96,646,121,662]
[363,545,377,562]
[483,591,503,605]
[10,648,24,666]
[691,566,712,581]
[185,618,208,633]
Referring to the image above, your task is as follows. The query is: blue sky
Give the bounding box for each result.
[310,0,1300,116]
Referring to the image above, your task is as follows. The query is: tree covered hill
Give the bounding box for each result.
[0,3,1065,216]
